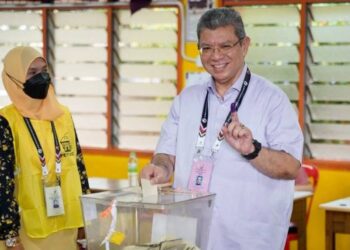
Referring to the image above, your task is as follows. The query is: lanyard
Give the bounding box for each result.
[196,68,251,154]
[23,118,62,184]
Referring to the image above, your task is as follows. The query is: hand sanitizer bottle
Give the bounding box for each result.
[128,151,138,187]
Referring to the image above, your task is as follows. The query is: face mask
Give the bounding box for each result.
[23,72,51,99]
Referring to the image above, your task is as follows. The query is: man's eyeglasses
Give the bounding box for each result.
[199,38,244,57]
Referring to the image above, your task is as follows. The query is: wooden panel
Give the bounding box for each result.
[55,63,107,78]
[55,29,107,45]
[54,11,106,27]
[311,5,350,22]
[0,11,41,25]
[0,30,42,43]
[309,85,350,102]
[118,134,158,151]
[236,5,299,24]
[119,64,177,80]
[118,9,177,26]
[118,47,177,63]
[119,28,177,44]
[308,124,350,141]
[308,104,350,122]
[55,80,107,96]
[311,46,350,63]
[58,96,106,113]
[246,46,299,63]
[310,65,350,82]
[72,114,107,130]
[55,47,107,62]
[276,83,299,101]
[245,27,299,44]
[311,27,350,43]
[119,99,172,116]
[250,65,299,82]
[119,117,165,132]
[77,129,107,148]
[308,143,350,161]
[119,82,176,98]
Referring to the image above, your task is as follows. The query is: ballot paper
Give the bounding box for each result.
[141,178,158,197]
[122,238,199,250]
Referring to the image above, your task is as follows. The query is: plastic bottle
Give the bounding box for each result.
[128,151,138,187]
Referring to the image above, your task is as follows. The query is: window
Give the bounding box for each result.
[112,8,178,151]
[0,3,180,152]
[0,10,42,108]
[51,9,108,148]
[305,3,350,160]
[236,5,300,110]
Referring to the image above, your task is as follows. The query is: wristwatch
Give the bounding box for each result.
[242,139,262,160]
[5,237,20,248]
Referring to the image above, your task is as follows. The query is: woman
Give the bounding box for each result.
[0,46,90,249]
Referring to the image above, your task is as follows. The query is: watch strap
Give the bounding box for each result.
[242,139,262,160]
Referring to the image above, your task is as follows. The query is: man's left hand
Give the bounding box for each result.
[222,111,254,155]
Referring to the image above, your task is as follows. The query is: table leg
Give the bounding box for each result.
[325,211,335,250]
[291,199,307,250]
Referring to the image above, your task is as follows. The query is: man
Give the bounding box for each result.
[141,7,303,250]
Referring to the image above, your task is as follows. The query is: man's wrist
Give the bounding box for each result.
[242,139,262,160]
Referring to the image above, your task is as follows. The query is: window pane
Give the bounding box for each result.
[112,8,178,151]
[305,3,350,160]
[52,9,108,148]
[0,10,42,108]
[236,5,300,108]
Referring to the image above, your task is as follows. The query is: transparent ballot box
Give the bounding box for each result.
[80,188,215,250]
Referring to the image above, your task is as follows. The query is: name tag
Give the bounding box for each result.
[44,185,65,217]
[188,157,213,192]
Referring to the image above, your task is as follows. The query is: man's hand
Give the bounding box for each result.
[222,111,254,155]
[141,153,175,185]
[140,163,170,185]
[223,109,300,179]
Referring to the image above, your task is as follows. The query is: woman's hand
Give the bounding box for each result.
[6,241,24,250]
[77,227,87,250]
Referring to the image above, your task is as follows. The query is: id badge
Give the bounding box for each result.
[188,156,214,192]
[44,185,65,217]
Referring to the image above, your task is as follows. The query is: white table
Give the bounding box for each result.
[294,190,313,201]
[320,197,350,250]
[88,177,129,192]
